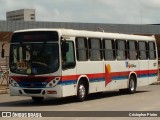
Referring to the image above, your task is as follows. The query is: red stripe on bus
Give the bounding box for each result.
[136,69,158,75]
[86,73,104,79]
[11,69,158,82]
[110,71,129,77]
[61,75,78,81]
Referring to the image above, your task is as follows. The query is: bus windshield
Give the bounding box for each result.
[10,43,59,75]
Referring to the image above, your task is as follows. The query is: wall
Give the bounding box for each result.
[0,42,10,65]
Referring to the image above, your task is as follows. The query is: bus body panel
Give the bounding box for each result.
[148,59,158,84]
[137,60,149,86]
[128,60,139,87]
[61,37,77,97]
[76,61,104,93]
[104,61,129,91]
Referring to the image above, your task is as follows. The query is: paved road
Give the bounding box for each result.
[0,85,160,120]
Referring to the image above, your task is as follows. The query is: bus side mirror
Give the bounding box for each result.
[62,42,69,53]
[1,49,5,58]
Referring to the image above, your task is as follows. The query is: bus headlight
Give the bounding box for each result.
[46,77,60,87]
[9,78,19,87]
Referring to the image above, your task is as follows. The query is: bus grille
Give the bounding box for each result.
[23,89,42,94]
[13,76,52,88]
[20,77,48,82]
[20,82,47,88]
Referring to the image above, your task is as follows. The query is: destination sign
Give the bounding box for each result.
[11,31,59,43]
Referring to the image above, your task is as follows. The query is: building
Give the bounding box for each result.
[1,20,160,65]
[6,9,35,21]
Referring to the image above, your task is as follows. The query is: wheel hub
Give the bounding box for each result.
[130,79,135,91]
[79,85,85,98]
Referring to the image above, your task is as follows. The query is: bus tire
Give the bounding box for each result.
[127,76,136,94]
[32,97,44,103]
[77,81,87,102]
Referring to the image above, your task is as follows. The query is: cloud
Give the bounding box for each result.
[142,0,160,9]
[34,4,75,22]
[0,0,160,24]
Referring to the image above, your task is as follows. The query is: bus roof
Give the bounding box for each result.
[14,28,155,41]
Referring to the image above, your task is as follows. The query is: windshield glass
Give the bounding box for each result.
[10,43,59,75]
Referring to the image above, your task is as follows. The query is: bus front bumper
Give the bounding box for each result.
[9,85,62,98]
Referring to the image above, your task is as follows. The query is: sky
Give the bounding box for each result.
[0,0,160,24]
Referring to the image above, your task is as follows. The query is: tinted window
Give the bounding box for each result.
[149,42,156,60]
[62,41,76,69]
[128,41,138,60]
[76,38,88,61]
[10,43,59,75]
[116,40,126,60]
[139,41,148,60]
[89,38,102,61]
[103,39,115,60]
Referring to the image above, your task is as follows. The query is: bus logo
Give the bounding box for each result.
[105,64,112,86]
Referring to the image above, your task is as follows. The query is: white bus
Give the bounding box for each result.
[6,29,158,102]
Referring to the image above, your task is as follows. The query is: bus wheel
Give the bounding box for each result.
[77,81,87,102]
[127,76,136,94]
[32,97,44,103]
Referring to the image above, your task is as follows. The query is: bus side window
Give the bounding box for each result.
[116,40,126,60]
[128,41,138,60]
[149,42,156,60]
[88,38,102,61]
[62,41,76,69]
[138,41,148,60]
[76,37,88,61]
[103,39,115,60]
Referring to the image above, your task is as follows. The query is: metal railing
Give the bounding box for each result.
[0,70,9,86]
[0,56,9,86]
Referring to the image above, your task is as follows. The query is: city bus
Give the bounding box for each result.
[6,29,158,102]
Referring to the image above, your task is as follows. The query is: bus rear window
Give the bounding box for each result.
[11,31,59,43]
